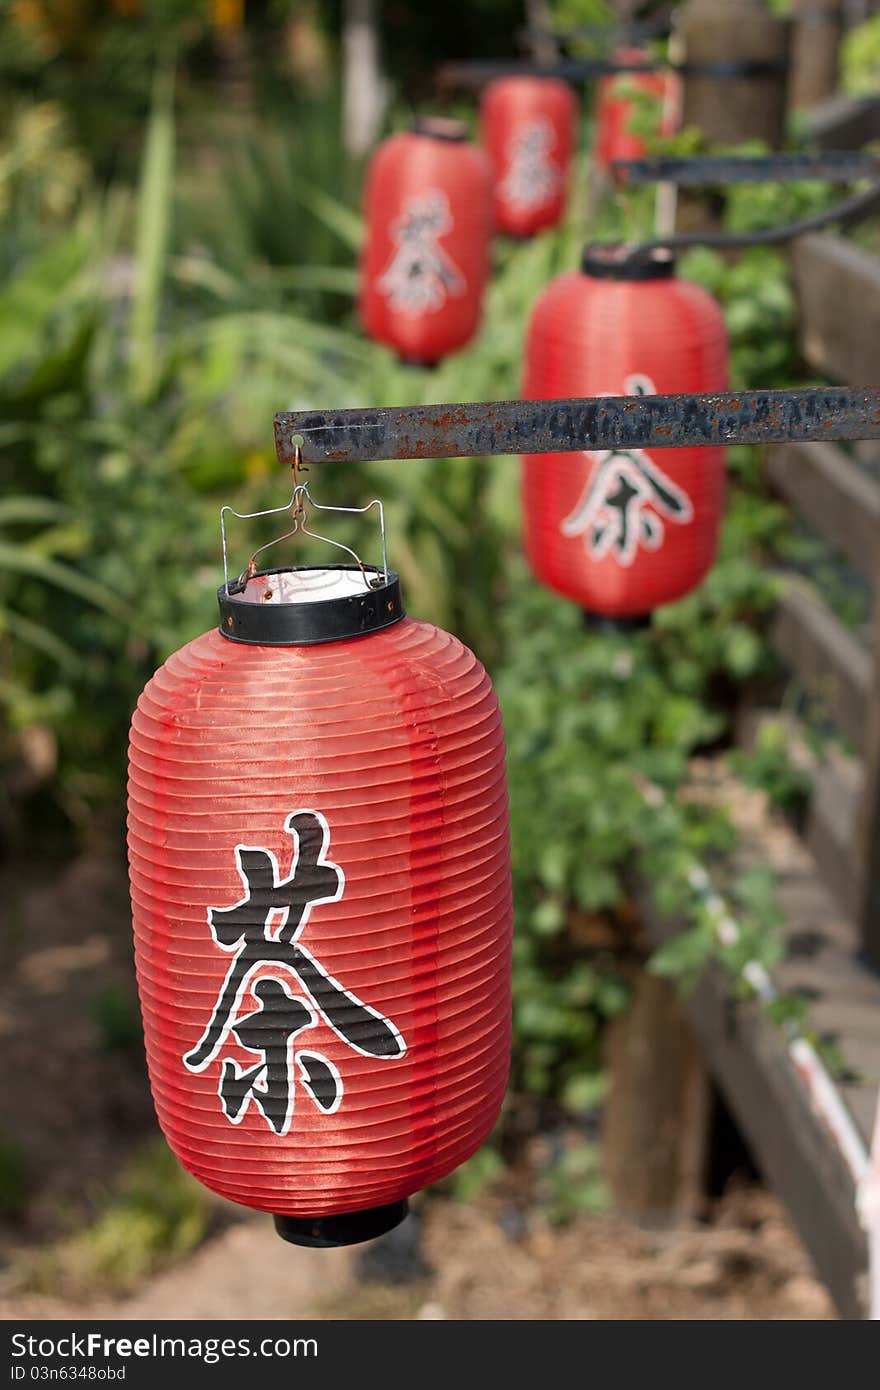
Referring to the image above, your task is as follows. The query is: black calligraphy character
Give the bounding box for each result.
[183,810,405,1075]
[296,1051,343,1114]
[378,191,465,314]
[561,446,694,565]
[499,117,560,211]
[220,981,342,1133]
[220,979,315,1135]
[560,374,694,565]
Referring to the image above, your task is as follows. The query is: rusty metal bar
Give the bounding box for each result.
[437,57,649,90]
[275,388,880,467]
[612,151,880,187]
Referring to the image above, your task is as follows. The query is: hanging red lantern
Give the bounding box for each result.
[127,492,512,1246]
[521,245,728,624]
[480,76,578,238]
[593,49,680,173]
[360,119,492,367]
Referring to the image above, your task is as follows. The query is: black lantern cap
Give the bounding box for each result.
[218,564,405,647]
[273,1200,409,1248]
[583,611,652,635]
[581,242,676,281]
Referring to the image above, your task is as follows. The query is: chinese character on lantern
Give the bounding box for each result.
[183,810,406,1137]
[377,190,465,313]
[560,375,694,566]
[499,117,562,211]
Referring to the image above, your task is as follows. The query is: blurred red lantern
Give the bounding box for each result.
[521,245,728,624]
[360,119,492,367]
[128,537,512,1246]
[480,76,578,237]
[593,49,680,173]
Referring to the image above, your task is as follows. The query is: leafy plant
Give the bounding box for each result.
[90,984,144,1055]
[842,13,880,96]
[446,1144,506,1204]
[24,1139,209,1297]
[730,719,812,817]
[542,1141,608,1225]
[0,1126,30,1219]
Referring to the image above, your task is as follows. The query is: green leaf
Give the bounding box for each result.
[0,544,127,618]
[6,612,82,672]
[294,183,363,252]
[649,926,715,981]
[561,1071,605,1115]
[0,497,68,526]
[532,897,565,936]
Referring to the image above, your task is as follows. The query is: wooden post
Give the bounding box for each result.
[789,0,844,112]
[857,575,880,971]
[602,964,710,1221]
[523,0,559,67]
[675,0,792,149]
[342,0,385,160]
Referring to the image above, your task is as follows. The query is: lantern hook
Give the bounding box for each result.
[292,441,307,480]
[220,483,389,594]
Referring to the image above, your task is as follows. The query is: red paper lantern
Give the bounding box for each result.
[521,246,728,623]
[593,49,680,173]
[128,562,512,1246]
[360,119,492,367]
[480,76,578,237]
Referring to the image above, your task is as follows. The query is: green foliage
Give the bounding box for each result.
[730,719,812,816]
[0,102,89,261]
[680,245,799,389]
[26,1139,209,1297]
[842,14,880,96]
[446,1144,506,1204]
[0,1126,30,1219]
[549,0,613,30]
[90,984,144,1055]
[777,526,871,633]
[542,1142,607,1224]
[648,863,785,995]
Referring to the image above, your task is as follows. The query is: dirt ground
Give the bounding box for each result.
[0,851,836,1321]
[0,852,156,1233]
[1,1186,833,1321]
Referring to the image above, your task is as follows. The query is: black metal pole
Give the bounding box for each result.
[276,388,880,467]
[610,151,880,187]
[435,56,788,93]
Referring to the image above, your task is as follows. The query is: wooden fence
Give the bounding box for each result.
[633,52,880,1320]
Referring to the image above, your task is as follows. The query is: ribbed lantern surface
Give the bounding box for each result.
[127,565,512,1244]
[522,249,728,620]
[480,76,577,237]
[360,120,492,366]
[593,49,680,172]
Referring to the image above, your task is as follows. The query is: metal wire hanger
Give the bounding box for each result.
[219,462,389,597]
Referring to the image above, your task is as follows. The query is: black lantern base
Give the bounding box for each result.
[273,1200,409,1249]
[582,611,652,636]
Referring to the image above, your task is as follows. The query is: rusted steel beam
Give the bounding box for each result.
[275,388,880,467]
